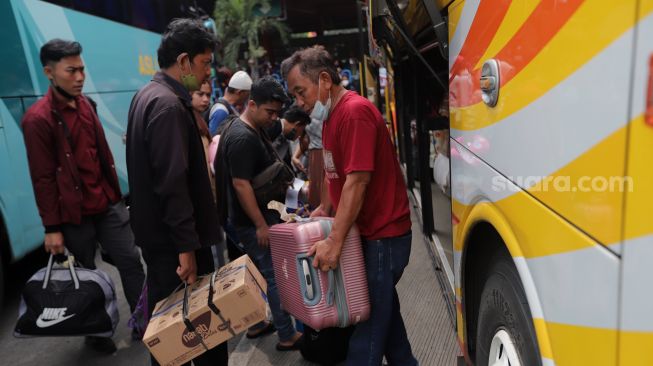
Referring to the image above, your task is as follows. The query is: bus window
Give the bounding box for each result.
[41,0,216,33]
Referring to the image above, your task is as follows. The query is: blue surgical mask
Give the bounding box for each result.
[310,79,331,122]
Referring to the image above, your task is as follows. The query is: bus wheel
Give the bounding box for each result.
[475,255,541,366]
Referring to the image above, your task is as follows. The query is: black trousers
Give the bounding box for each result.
[61,201,145,313]
[142,245,228,366]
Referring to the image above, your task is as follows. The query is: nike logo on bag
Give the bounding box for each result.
[35,307,75,328]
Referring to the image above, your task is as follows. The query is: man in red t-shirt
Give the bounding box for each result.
[282,46,417,366]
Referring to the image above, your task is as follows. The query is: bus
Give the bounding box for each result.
[0,0,164,303]
[371,0,653,365]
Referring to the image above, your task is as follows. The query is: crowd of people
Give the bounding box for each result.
[21,18,417,366]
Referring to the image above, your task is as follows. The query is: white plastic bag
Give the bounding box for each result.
[433,153,450,194]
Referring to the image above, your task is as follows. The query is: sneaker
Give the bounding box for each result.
[246,321,276,339]
[276,334,304,352]
[85,336,117,354]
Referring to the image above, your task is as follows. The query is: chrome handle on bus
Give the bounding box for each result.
[480,76,496,91]
[481,59,500,107]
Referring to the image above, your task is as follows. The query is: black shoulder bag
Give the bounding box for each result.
[251,128,295,207]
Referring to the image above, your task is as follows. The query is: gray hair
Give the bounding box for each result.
[281,45,341,84]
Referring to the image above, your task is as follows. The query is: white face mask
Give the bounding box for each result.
[310,78,331,122]
[341,79,350,87]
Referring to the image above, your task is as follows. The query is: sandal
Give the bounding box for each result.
[246,322,276,339]
[276,335,304,351]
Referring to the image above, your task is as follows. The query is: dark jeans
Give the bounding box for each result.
[235,221,297,342]
[224,221,244,261]
[346,232,418,366]
[61,201,145,313]
[142,246,228,366]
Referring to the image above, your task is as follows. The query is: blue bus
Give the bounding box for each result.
[0,0,165,302]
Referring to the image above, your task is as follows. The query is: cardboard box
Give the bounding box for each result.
[143,255,268,366]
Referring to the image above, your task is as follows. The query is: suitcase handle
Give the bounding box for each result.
[42,252,79,290]
[296,255,325,306]
[301,259,315,300]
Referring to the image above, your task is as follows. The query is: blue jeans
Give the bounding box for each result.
[346,232,418,366]
[235,224,296,342]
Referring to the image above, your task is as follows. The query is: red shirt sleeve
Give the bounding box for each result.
[22,113,62,227]
[338,109,377,175]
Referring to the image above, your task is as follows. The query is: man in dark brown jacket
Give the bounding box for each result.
[126,19,227,366]
[21,39,145,353]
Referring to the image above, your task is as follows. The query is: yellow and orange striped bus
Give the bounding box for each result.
[372,0,653,365]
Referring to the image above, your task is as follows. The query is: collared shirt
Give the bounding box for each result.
[22,88,122,230]
[52,91,118,215]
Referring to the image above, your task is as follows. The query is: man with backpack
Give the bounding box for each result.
[208,70,252,135]
[21,39,145,354]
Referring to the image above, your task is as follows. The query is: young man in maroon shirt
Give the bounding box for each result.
[21,39,145,353]
[282,46,418,366]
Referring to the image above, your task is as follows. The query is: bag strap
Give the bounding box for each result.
[207,271,236,337]
[217,98,237,115]
[68,256,80,290]
[258,126,295,178]
[42,252,79,290]
[232,119,295,179]
[51,109,82,188]
[182,282,210,351]
[50,96,115,191]
[42,254,55,289]
[84,96,114,185]
[51,96,101,154]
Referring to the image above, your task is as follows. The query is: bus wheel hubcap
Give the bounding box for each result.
[488,329,522,366]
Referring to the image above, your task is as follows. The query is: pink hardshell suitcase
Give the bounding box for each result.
[269,218,370,330]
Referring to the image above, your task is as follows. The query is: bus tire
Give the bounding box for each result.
[475,255,541,366]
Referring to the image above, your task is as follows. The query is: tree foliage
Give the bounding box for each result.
[213,0,289,69]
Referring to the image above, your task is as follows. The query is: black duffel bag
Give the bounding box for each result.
[14,253,119,337]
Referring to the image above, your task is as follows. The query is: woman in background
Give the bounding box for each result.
[192,80,226,267]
